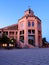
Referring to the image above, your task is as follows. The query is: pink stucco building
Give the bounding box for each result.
[0,9,42,48]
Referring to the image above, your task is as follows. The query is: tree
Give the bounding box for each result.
[42,37,48,46]
[1,33,10,44]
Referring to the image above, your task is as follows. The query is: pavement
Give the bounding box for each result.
[0,48,49,65]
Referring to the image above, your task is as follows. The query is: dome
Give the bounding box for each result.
[24,8,34,16]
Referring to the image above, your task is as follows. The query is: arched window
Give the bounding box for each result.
[32,22,34,26]
[28,22,31,27]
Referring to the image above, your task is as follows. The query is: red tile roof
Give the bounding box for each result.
[0,24,18,30]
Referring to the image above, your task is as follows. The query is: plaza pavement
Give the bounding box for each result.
[0,48,49,65]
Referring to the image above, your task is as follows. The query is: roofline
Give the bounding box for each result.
[18,15,41,22]
[0,23,18,29]
[18,15,26,21]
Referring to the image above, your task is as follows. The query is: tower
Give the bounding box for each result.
[18,8,42,48]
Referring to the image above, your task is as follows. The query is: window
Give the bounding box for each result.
[20,30,24,35]
[28,22,31,27]
[28,30,31,34]
[38,31,41,35]
[3,32,5,34]
[10,32,14,35]
[32,22,34,26]
[6,32,8,35]
[32,30,35,34]
[16,32,17,35]
[12,32,14,34]
[20,36,24,43]
[0,31,1,33]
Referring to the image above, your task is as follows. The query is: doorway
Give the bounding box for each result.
[28,35,35,46]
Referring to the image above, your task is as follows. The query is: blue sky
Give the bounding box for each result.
[0,0,49,42]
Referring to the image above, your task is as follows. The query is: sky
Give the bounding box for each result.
[0,0,49,42]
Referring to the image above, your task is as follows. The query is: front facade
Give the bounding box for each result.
[0,9,42,48]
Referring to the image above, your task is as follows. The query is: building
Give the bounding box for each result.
[0,9,42,48]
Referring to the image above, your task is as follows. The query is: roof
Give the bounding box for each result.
[18,15,41,21]
[0,24,18,30]
[18,8,41,21]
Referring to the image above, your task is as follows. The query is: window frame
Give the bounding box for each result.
[32,22,34,26]
[28,21,31,27]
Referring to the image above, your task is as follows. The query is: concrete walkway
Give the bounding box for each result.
[0,48,49,65]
